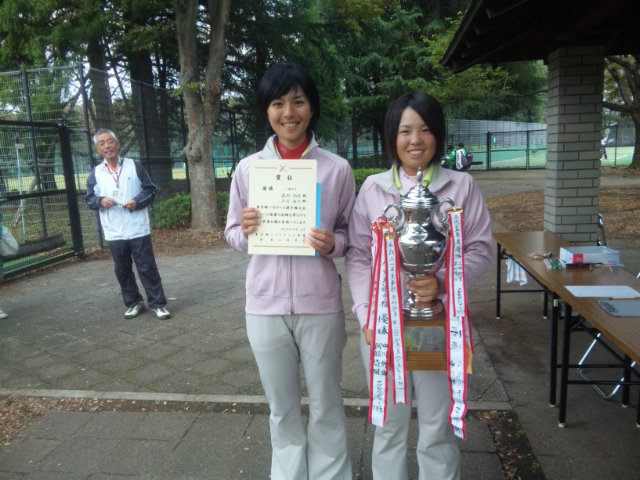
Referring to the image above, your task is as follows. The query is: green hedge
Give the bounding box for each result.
[353,168,387,194]
[216,191,230,225]
[151,192,191,229]
[151,191,230,229]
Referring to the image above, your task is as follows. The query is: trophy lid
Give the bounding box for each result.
[401,168,439,209]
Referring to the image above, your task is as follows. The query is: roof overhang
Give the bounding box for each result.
[441,0,640,73]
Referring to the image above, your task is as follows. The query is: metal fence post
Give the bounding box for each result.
[58,122,85,258]
[21,68,48,237]
[79,64,104,248]
[486,131,491,171]
[614,124,618,166]
[526,130,530,169]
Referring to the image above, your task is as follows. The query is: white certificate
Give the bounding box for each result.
[565,285,640,298]
[248,159,318,256]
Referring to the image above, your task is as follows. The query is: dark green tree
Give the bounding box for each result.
[603,55,640,169]
[224,0,347,152]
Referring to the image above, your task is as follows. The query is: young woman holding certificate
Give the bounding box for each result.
[225,64,355,480]
[345,91,493,480]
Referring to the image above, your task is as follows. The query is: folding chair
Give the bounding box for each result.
[576,214,637,399]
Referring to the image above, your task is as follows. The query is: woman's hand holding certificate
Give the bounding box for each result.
[241,207,261,238]
[305,227,334,255]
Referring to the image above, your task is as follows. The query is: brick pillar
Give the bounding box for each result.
[544,46,604,244]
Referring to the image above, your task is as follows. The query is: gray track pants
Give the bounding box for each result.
[246,312,352,480]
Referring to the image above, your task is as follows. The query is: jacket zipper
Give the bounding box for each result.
[289,256,294,314]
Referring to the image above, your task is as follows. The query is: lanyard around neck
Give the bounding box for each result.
[106,159,123,187]
[393,163,434,196]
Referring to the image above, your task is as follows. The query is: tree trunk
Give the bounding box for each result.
[630,113,640,170]
[378,122,386,160]
[173,0,230,230]
[336,123,350,160]
[35,142,57,191]
[87,37,115,132]
[126,49,172,192]
[253,41,268,151]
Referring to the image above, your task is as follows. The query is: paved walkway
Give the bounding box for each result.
[0,170,638,479]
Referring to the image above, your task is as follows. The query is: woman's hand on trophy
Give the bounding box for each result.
[241,207,261,238]
[306,227,335,255]
[363,325,373,345]
[408,275,441,302]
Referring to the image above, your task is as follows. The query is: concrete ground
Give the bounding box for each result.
[0,170,638,479]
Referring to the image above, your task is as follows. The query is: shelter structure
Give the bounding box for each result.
[440,0,640,243]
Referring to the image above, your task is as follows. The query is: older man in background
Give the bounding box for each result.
[85,128,170,319]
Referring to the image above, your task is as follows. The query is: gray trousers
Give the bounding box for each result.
[246,313,352,480]
[360,332,460,480]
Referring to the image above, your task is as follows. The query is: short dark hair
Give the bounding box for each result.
[257,64,320,140]
[384,91,446,168]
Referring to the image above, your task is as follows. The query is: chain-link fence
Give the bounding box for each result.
[0,121,87,277]
[601,118,636,166]
[318,118,550,170]
[0,65,190,196]
[0,65,193,276]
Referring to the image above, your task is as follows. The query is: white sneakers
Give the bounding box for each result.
[0,308,7,319]
[124,301,146,319]
[150,307,171,320]
[125,302,171,320]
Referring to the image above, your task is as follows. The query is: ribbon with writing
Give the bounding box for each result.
[367,218,407,427]
[446,208,470,439]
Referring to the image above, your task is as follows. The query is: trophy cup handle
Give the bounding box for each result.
[434,197,455,231]
[382,203,406,231]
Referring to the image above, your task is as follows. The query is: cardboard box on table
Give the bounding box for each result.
[559,246,620,266]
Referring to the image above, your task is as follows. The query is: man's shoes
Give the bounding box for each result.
[124,301,145,319]
[150,307,171,320]
[0,308,8,319]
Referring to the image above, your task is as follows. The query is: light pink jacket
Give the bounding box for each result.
[225,136,356,315]
[346,164,494,327]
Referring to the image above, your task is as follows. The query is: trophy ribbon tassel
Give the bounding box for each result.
[446,209,472,439]
[367,217,407,427]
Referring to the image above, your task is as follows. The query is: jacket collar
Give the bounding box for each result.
[258,134,319,159]
[372,162,452,194]
[103,156,124,169]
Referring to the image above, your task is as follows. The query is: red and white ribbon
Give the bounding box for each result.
[446,209,471,439]
[367,218,407,427]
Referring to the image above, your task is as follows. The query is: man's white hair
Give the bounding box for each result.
[93,128,119,146]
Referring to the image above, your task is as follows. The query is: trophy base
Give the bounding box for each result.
[403,299,445,319]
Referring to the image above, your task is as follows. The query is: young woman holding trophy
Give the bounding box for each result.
[346,91,493,480]
[225,64,355,480]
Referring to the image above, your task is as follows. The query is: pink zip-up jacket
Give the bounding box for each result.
[225,135,356,315]
[346,164,494,327]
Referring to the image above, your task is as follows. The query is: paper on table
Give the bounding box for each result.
[565,285,640,298]
[248,159,318,256]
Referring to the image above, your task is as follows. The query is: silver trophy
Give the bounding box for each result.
[383,169,454,318]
